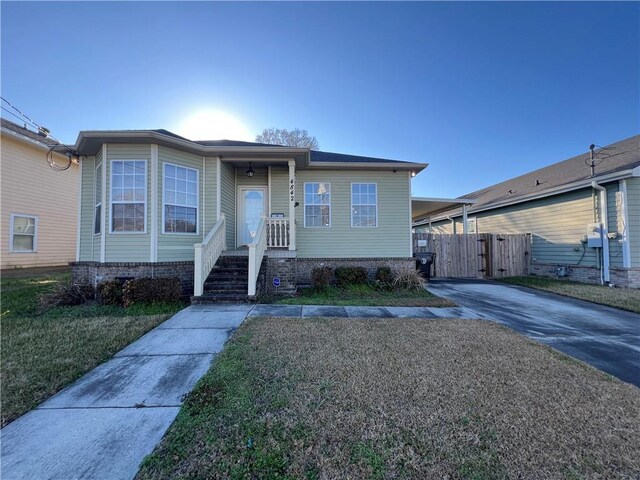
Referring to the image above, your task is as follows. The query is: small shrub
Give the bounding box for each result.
[99,280,124,306]
[122,277,182,307]
[311,267,333,291]
[375,267,393,284]
[392,267,427,291]
[334,266,368,286]
[38,281,95,311]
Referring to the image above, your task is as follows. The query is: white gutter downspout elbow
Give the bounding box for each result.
[591,181,610,284]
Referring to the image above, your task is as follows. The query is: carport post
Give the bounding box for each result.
[462,204,468,235]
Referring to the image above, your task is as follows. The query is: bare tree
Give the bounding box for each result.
[256,128,319,149]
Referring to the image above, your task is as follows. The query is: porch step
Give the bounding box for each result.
[198,255,251,303]
[191,293,256,304]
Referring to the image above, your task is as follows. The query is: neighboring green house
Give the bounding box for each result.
[71,128,426,299]
[414,135,640,288]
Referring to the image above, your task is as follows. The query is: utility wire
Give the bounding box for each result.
[1,97,76,171]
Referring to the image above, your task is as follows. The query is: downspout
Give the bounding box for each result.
[591,181,610,284]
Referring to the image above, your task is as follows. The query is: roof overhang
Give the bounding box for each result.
[427,166,640,223]
[411,197,477,223]
[74,130,426,172]
[74,130,311,168]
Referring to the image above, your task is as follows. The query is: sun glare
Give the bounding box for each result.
[175,110,253,141]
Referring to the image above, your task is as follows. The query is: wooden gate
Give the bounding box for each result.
[413,233,531,279]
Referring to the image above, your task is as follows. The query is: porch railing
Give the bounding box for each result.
[193,213,226,296]
[248,216,267,296]
[266,218,290,248]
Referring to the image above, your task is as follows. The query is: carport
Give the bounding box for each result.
[411,196,477,233]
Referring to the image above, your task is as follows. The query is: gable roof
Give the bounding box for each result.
[1,117,60,148]
[427,135,640,222]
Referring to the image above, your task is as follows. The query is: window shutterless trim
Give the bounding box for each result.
[303,181,331,228]
[9,213,38,253]
[162,161,200,235]
[350,182,378,228]
[94,161,102,235]
[109,159,148,234]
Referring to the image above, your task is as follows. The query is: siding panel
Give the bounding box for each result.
[626,177,640,267]
[295,170,411,258]
[220,162,236,248]
[157,146,203,262]
[1,135,79,268]
[104,144,151,262]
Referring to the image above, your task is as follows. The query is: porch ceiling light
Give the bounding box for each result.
[246,163,255,177]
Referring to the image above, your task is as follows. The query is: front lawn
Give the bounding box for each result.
[1,274,185,426]
[138,317,640,479]
[501,276,640,313]
[268,284,456,307]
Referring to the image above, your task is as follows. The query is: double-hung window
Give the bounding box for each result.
[10,214,38,252]
[304,182,331,227]
[351,183,377,227]
[111,160,146,232]
[94,163,102,234]
[163,163,198,233]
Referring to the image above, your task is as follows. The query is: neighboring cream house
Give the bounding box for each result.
[414,135,640,287]
[70,128,427,299]
[1,118,79,269]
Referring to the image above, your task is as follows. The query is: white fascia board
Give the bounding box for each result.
[431,169,637,221]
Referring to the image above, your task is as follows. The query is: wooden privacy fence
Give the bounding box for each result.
[413,233,531,279]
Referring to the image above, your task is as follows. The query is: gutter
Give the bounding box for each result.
[591,180,610,284]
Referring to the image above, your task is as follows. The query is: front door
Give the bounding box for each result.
[237,187,267,246]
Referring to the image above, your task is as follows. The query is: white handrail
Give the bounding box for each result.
[266,218,290,248]
[248,216,267,296]
[193,213,226,296]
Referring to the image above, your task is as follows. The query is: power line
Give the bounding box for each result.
[1,106,40,130]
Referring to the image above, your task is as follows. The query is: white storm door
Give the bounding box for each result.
[237,187,267,246]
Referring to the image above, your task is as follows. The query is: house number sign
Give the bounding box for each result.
[290,179,295,202]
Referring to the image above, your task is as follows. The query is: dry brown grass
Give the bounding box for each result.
[501,276,640,313]
[139,318,640,480]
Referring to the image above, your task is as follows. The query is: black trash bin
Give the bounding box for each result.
[414,253,434,280]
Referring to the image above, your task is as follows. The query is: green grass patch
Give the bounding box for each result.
[1,274,185,426]
[265,283,456,307]
[500,276,640,313]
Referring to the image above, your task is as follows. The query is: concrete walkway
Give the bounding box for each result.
[427,279,640,388]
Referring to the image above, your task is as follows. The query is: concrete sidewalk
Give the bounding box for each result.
[1,304,251,480]
[1,302,483,480]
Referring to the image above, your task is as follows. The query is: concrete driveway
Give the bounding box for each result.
[427,279,640,388]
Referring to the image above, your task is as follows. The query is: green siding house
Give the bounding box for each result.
[72,128,426,299]
[415,136,640,288]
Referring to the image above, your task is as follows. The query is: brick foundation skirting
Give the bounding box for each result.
[72,257,422,298]
[70,261,194,296]
[530,263,640,288]
[295,257,415,287]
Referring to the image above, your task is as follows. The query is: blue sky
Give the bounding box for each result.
[2,1,638,197]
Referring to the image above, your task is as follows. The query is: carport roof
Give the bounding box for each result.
[412,197,477,223]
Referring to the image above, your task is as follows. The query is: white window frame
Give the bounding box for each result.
[162,162,200,235]
[109,159,147,234]
[466,217,477,234]
[351,182,378,228]
[94,162,102,235]
[9,213,38,253]
[303,182,331,228]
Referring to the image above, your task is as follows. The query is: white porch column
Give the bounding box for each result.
[288,160,296,250]
[462,204,468,235]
